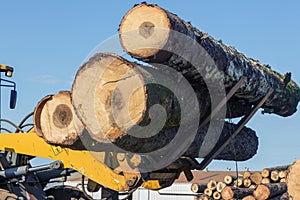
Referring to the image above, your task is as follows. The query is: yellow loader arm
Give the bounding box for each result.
[0,130,135,191]
[0,130,186,191]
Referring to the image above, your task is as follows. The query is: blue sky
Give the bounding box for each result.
[0,1,300,171]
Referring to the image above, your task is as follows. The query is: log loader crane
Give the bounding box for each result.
[0,65,92,200]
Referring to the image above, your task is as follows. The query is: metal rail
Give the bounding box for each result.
[198,89,274,170]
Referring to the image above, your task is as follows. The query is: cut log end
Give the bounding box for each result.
[224,175,233,185]
[191,183,206,193]
[213,191,221,199]
[119,4,170,58]
[242,196,256,200]
[221,186,234,200]
[287,160,300,199]
[261,168,270,178]
[250,172,262,185]
[71,53,147,141]
[204,188,213,197]
[34,91,83,145]
[253,184,270,200]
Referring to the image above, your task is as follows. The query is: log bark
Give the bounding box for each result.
[33,91,84,145]
[116,121,258,160]
[71,57,257,159]
[72,52,201,142]
[182,121,258,161]
[268,192,289,200]
[221,186,254,200]
[279,192,289,200]
[253,183,287,200]
[286,160,300,199]
[119,2,300,117]
[191,183,206,193]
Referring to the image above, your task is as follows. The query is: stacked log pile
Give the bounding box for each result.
[191,165,291,199]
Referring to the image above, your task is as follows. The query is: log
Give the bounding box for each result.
[262,165,289,178]
[250,172,262,185]
[195,194,213,200]
[212,191,221,199]
[242,196,256,200]
[253,183,287,200]
[233,178,244,187]
[243,171,251,179]
[33,91,84,145]
[268,192,289,200]
[261,169,270,178]
[183,121,258,160]
[191,183,206,193]
[221,186,254,200]
[279,192,289,200]
[71,52,197,142]
[204,188,213,197]
[278,171,287,179]
[261,177,271,184]
[249,185,257,189]
[286,160,300,199]
[243,178,252,188]
[280,178,286,183]
[72,52,258,161]
[224,175,233,185]
[119,2,300,117]
[207,180,217,191]
[271,170,280,182]
[216,182,226,192]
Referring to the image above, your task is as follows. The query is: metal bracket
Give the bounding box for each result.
[198,88,274,170]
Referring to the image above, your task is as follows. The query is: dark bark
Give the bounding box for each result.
[119,3,300,117]
[254,183,287,200]
[115,121,258,161]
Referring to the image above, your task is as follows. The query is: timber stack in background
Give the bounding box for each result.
[191,162,300,199]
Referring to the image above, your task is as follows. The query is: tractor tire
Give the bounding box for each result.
[45,185,92,200]
[0,189,18,200]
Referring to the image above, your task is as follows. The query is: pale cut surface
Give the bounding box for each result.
[287,160,300,200]
[34,91,83,145]
[71,53,146,141]
[119,4,170,58]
